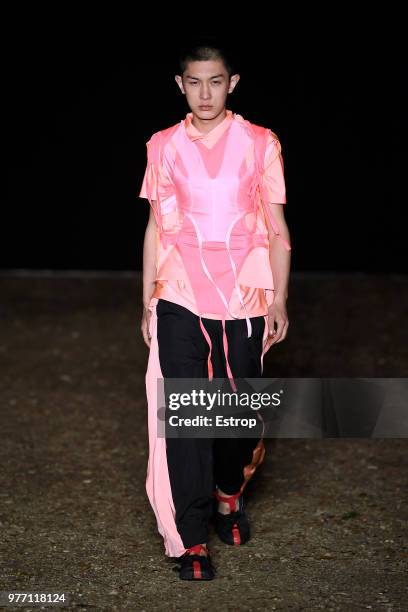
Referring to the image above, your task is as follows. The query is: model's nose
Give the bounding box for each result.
[200,85,211,100]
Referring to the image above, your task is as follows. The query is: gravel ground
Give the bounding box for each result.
[0,273,407,611]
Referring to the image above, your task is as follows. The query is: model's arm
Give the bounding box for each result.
[264,202,291,348]
[266,203,291,301]
[141,205,158,348]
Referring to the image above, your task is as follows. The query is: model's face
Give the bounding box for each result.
[175,59,240,121]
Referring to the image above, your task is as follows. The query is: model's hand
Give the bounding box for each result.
[263,297,289,353]
[141,306,152,348]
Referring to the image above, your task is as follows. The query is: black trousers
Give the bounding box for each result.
[156,298,265,547]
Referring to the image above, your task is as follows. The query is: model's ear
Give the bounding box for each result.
[175,75,185,94]
[228,74,240,94]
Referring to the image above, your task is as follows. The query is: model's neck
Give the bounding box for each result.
[191,109,228,135]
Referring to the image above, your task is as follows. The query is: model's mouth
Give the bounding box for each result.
[199,106,213,110]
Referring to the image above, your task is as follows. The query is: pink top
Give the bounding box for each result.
[139,110,291,389]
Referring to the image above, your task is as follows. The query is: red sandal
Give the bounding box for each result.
[213,489,250,546]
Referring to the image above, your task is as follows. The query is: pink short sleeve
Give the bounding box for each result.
[138,132,177,215]
[139,132,160,201]
[139,163,157,200]
[261,131,287,204]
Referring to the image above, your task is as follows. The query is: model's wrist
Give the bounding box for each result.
[273,291,288,303]
[143,281,156,309]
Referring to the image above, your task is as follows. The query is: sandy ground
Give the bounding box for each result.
[0,273,407,611]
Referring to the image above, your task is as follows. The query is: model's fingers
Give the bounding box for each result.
[267,313,277,336]
[141,319,151,348]
[271,318,284,343]
[146,313,152,343]
[263,321,276,353]
[268,314,285,344]
[273,319,289,344]
[144,331,151,348]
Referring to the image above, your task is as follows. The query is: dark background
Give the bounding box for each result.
[2,21,406,274]
[1,20,407,607]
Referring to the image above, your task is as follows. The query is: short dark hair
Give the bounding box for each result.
[177,37,237,78]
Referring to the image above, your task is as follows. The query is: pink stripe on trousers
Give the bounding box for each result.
[145,298,187,558]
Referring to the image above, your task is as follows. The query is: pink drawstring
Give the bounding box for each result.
[184,210,246,392]
[185,212,232,315]
[260,344,266,376]
[260,314,269,375]
[199,315,214,382]
[221,314,238,392]
[198,313,237,392]
[198,312,238,392]
[225,211,253,339]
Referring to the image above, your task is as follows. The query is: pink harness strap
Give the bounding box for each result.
[221,312,237,391]
[249,127,292,253]
[198,315,214,381]
[181,209,253,392]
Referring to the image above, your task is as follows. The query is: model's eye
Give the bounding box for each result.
[212,81,221,85]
